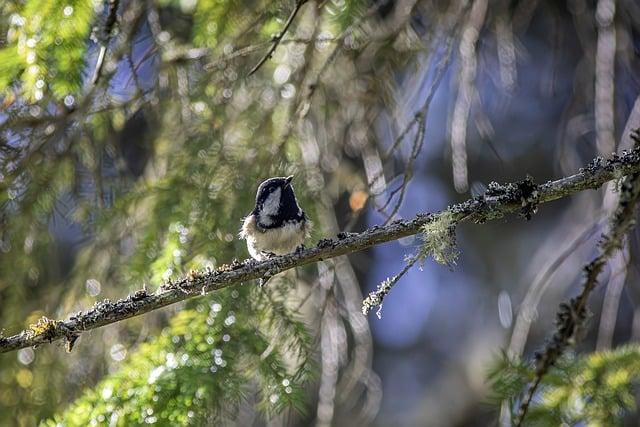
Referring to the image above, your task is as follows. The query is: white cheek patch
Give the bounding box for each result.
[259,187,281,225]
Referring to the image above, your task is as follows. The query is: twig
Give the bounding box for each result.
[374,30,456,221]
[514,129,640,426]
[362,255,419,318]
[247,0,309,76]
[370,3,463,218]
[2,144,640,354]
[92,0,120,85]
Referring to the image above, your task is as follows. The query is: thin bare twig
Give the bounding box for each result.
[374,22,458,222]
[247,0,309,76]
[368,2,468,223]
[2,144,640,354]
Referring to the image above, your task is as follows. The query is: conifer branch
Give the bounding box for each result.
[515,130,640,426]
[2,142,640,354]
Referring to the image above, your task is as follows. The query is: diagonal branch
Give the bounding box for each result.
[247,0,309,76]
[2,145,640,354]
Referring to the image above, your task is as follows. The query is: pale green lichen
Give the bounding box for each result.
[418,212,459,267]
[363,214,460,318]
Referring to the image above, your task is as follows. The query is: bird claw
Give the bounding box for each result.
[294,244,306,254]
[261,251,278,259]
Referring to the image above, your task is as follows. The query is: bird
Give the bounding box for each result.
[240,175,311,262]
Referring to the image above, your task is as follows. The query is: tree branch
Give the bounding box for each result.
[247,0,308,76]
[2,145,640,354]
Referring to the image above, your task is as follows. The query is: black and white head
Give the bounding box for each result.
[252,175,305,229]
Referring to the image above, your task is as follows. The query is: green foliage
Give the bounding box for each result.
[191,0,285,54]
[488,345,640,426]
[0,0,94,99]
[327,0,368,30]
[42,79,316,422]
[0,0,387,424]
[46,285,313,425]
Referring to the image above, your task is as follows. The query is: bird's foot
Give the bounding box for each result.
[261,251,278,260]
[294,244,306,254]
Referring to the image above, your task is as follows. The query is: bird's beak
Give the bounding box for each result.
[284,175,294,187]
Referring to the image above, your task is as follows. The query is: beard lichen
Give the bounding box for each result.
[418,211,459,267]
[362,211,460,319]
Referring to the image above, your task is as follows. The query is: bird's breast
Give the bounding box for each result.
[241,214,310,260]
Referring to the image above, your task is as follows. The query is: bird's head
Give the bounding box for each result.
[253,175,303,228]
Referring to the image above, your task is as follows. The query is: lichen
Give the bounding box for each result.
[483,176,539,220]
[26,316,60,341]
[361,279,390,319]
[187,269,203,282]
[317,238,334,249]
[418,212,459,267]
[129,288,148,301]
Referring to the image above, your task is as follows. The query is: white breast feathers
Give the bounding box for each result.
[240,215,311,261]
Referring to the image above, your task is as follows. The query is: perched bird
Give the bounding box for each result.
[240,175,311,261]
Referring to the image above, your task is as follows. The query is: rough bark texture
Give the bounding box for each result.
[2,146,640,354]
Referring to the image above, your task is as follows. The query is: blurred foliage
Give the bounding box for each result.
[0,0,384,424]
[488,345,640,426]
[0,0,94,99]
[46,287,314,425]
[2,0,637,424]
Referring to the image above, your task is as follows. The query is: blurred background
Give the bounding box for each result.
[1,0,640,425]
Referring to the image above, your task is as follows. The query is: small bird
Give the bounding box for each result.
[240,175,311,261]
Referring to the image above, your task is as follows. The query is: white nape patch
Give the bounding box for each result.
[259,187,281,226]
